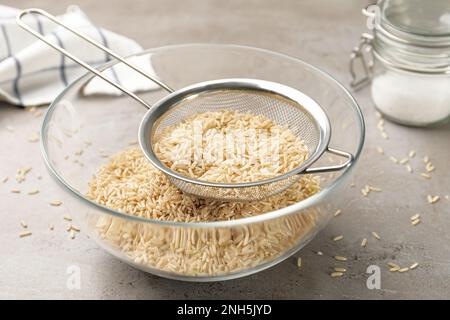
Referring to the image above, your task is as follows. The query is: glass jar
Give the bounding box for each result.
[350,0,450,127]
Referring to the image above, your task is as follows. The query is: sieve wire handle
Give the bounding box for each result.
[304,147,353,174]
[16,8,175,110]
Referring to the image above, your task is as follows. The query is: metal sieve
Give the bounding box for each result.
[18,8,354,202]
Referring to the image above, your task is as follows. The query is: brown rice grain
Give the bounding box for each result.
[371,231,381,240]
[330,272,344,278]
[409,262,419,270]
[361,238,368,247]
[19,231,32,238]
[28,132,39,143]
[389,156,398,164]
[389,266,400,272]
[388,262,400,268]
[334,209,342,217]
[334,256,347,261]
[377,146,384,155]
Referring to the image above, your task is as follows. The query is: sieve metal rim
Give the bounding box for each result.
[138,78,331,189]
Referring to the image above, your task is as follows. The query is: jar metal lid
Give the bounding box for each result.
[350,0,450,88]
[377,0,450,49]
[381,0,450,40]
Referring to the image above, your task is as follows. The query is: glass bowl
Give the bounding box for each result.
[41,44,364,281]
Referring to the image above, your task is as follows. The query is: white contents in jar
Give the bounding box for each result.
[371,70,450,125]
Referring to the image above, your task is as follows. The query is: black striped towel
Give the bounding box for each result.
[0,5,157,107]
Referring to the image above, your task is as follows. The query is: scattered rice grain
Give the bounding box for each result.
[28,132,39,143]
[334,256,347,261]
[330,272,344,278]
[19,231,32,238]
[16,167,32,183]
[361,238,368,247]
[388,262,400,268]
[371,231,381,240]
[427,195,440,204]
[376,146,384,155]
[409,262,419,270]
[389,156,398,164]
[70,225,80,232]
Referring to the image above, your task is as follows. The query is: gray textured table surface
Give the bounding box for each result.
[1,0,449,299]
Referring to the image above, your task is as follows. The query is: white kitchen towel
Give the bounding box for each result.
[0,5,158,107]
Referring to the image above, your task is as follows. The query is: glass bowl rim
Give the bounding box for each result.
[40,43,365,228]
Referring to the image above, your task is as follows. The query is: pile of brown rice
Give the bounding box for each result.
[154,110,309,183]
[87,148,321,276]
